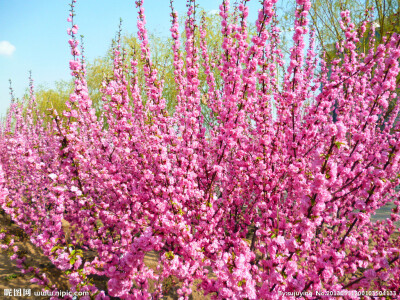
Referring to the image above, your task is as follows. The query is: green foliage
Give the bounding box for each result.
[34,80,74,122]
[86,56,113,111]
[280,0,399,60]
[4,273,19,281]
[29,6,272,125]
[31,10,231,121]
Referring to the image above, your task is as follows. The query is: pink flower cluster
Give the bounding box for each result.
[1,0,400,299]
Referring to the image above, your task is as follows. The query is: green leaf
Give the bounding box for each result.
[281,271,287,279]
[165,251,174,260]
[238,279,246,287]
[335,141,344,150]
[51,246,60,253]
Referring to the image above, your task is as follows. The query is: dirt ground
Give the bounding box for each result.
[0,212,69,300]
[0,202,398,299]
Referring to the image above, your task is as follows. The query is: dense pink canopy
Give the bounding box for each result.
[1,0,399,299]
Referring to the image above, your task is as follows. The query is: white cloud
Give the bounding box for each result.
[207,9,219,15]
[0,41,16,56]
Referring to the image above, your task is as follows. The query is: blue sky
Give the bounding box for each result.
[0,0,283,117]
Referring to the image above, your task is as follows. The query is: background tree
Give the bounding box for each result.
[31,7,262,125]
[280,0,400,60]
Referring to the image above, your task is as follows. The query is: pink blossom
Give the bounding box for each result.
[0,0,399,298]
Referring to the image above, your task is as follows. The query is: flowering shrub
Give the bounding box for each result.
[1,0,400,299]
